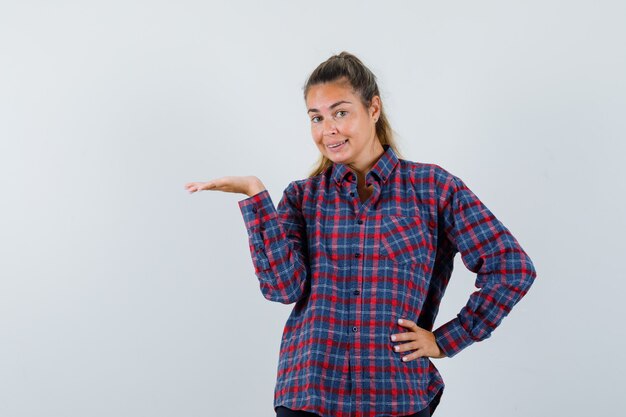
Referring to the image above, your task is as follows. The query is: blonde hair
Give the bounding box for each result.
[303,51,403,178]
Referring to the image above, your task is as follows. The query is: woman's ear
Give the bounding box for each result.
[370,95,381,121]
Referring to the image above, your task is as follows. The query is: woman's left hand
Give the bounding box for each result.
[390,318,447,361]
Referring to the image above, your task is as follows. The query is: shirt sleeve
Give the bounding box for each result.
[237,181,310,304]
[432,173,537,358]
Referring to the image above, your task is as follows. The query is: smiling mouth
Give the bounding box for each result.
[327,139,348,149]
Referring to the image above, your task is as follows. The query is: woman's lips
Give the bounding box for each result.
[327,139,348,150]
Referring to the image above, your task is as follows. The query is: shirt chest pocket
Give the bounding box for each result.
[378,215,429,264]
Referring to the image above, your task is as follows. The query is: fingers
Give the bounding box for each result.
[184,181,217,193]
[396,318,418,330]
[184,175,255,195]
[185,183,201,193]
[391,336,426,362]
[393,340,419,353]
[397,348,428,362]
[390,318,420,342]
[197,182,210,191]
[390,317,432,361]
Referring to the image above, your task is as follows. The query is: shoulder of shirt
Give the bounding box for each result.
[398,158,469,209]
[280,174,321,199]
[399,158,460,185]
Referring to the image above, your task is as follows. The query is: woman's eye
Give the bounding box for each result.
[336,110,347,117]
[311,116,321,123]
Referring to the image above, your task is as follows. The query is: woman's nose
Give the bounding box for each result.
[322,118,338,135]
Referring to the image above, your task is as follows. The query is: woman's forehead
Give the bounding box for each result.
[306,81,359,110]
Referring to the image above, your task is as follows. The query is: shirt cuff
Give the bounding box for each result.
[238,189,279,274]
[238,189,273,227]
[432,316,475,358]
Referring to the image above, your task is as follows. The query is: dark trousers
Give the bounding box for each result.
[276,405,431,417]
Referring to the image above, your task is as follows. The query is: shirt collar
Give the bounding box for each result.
[329,144,399,186]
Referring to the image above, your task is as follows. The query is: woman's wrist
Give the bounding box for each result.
[247,179,266,197]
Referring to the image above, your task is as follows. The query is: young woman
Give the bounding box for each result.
[185,52,537,417]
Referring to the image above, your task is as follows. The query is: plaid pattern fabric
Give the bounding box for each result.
[238,144,537,417]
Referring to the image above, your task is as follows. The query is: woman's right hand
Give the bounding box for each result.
[184,175,266,197]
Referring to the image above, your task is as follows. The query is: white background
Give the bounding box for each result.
[1,1,624,416]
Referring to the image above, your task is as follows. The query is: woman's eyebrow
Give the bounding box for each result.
[307,100,352,113]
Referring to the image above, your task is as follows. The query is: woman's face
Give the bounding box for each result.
[305,79,381,168]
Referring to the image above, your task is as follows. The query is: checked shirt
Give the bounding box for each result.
[238,144,537,417]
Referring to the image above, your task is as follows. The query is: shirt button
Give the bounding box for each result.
[252,207,257,213]
[352,326,358,332]
[353,290,360,295]
[357,219,363,225]
[382,175,387,181]
[355,253,360,258]
[350,191,355,197]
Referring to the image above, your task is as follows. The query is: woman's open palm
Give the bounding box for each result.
[184,175,263,197]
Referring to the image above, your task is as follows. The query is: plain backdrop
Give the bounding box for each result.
[1,1,625,416]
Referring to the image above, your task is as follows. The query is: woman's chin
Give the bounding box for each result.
[325,149,350,163]
[328,155,348,164]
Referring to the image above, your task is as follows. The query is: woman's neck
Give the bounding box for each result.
[348,141,385,189]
